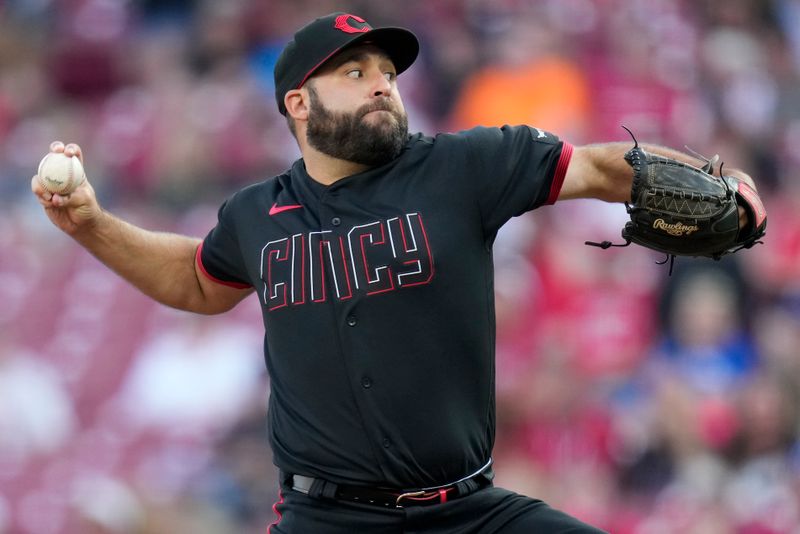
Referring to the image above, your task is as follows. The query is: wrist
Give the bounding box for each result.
[70,207,109,241]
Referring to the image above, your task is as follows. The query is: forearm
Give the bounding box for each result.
[31,142,246,314]
[72,210,208,312]
[563,142,746,203]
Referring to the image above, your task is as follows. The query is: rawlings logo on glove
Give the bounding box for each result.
[652,219,699,236]
[586,128,767,273]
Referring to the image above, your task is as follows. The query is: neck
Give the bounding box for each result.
[301,145,371,186]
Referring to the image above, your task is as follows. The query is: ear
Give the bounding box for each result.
[284,89,309,121]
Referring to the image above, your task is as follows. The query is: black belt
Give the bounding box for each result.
[287,462,494,508]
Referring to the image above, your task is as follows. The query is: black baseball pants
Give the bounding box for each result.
[267,485,608,533]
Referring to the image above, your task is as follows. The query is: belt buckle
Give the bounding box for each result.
[395,490,426,508]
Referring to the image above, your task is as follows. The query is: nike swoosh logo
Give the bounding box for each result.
[269,203,303,216]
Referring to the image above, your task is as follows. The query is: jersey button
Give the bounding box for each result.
[331,217,341,226]
[361,376,372,388]
[347,315,357,327]
[382,438,391,448]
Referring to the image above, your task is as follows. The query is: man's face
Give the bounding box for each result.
[303,45,409,167]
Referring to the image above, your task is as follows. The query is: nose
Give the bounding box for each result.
[370,70,392,98]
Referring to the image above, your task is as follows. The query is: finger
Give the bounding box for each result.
[51,193,70,207]
[728,169,757,191]
[50,141,65,153]
[738,206,749,229]
[30,175,53,201]
[64,143,83,163]
[36,192,54,207]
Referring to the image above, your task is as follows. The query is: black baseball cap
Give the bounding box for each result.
[274,12,420,116]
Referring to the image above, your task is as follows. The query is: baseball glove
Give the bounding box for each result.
[586,128,767,273]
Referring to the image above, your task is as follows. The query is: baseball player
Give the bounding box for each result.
[32,12,763,534]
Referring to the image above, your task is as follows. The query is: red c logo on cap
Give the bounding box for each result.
[334,14,370,34]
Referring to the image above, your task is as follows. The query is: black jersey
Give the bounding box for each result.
[199,125,573,489]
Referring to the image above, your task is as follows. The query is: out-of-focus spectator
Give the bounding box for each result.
[66,474,144,534]
[586,2,699,145]
[744,174,800,293]
[0,337,76,466]
[722,372,800,532]
[653,264,758,397]
[45,0,132,102]
[753,294,800,394]
[649,263,757,460]
[192,399,279,532]
[447,15,591,141]
[115,311,264,437]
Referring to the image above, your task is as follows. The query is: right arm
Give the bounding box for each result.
[31,142,252,314]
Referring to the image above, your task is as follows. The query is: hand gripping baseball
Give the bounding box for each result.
[31,141,102,236]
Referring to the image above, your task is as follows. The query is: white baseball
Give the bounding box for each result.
[37,152,86,195]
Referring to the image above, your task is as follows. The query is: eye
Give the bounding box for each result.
[346,69,362,79]
[384,72,396,82]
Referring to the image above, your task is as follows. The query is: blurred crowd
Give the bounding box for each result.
[1,0,800,532]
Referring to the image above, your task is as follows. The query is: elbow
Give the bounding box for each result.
[167,295,239,316]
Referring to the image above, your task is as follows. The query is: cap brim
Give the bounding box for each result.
[346,27,420,76]
[299,27,419,88]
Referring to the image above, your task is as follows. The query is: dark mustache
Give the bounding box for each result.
[359,100,396,117]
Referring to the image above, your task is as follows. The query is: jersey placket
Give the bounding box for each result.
[317,186,395,475]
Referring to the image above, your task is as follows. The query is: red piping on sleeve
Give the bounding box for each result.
[546,141,574,205]
[195,242,251,289]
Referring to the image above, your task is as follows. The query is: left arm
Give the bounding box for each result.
[559,142,756,225]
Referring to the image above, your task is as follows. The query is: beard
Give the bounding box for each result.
[305,85,409,167]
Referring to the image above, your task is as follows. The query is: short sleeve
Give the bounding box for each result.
[459,125,572,235]
[198,199,252,288]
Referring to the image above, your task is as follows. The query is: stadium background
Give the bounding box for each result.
[1,0,800,532]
